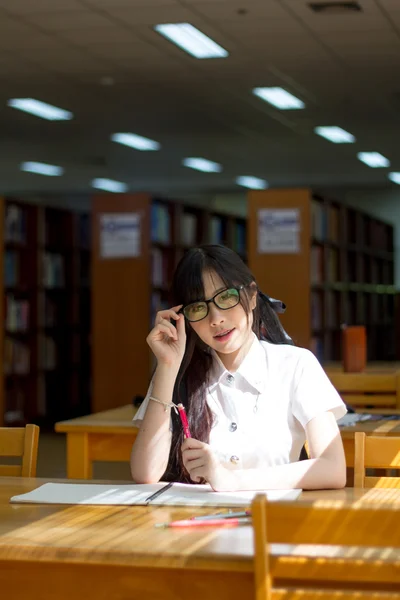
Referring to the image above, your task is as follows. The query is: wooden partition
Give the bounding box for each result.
[0,198,4,425]
[92,194,151,413]
[247,189,312,350]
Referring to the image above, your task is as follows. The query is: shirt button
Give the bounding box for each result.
[227,374,234,384]
[229,422,237,432]
[230,455,240,464]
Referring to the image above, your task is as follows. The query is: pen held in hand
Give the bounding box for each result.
[177,403,191,438]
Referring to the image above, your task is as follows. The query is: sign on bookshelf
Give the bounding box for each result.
[100,213,141,259]
[257,208,300,254]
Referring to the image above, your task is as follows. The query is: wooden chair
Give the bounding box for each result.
[0,425,40,477]
[327,371,400,410]
[354,431,400,488]
[252,493,400,600]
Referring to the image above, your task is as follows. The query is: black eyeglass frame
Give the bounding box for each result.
[182,285,245,323]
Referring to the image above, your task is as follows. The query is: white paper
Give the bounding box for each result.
[100,213,141,259]
[10,482,301,507]
[258,208,300,254]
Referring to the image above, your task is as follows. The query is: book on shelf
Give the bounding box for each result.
[369,220,390,251]
[209,216,223,244]
[4,204,26,244]
[41,253,65,288]
[37,292,57,328]
[151,247,169,288]
[325,291,337,329]
[328,205,340,243]
[4,337,30,375]
[151,292,170,326]
[151,203,171,244]
[4,250,19,287]
[5,295,29,332]
[327,248,339,282]
[310,246,323,284]
[357,294,367,324]
[78,213,91,249]
[311,200,327,241]
[4,386,25,425]
[233,221,246,256]
[38,334,57,370]
[180,212,197,246]
[79,254,91,287]
[311,291,323,331]
[310,336,324,362]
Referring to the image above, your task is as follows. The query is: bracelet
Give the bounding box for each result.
[149,395,179,414]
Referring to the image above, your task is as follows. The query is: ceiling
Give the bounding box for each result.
[1,0,400,196]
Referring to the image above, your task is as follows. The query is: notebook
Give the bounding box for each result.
[10,482,301,507]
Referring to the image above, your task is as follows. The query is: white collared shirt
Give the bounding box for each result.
[133,335,347,469]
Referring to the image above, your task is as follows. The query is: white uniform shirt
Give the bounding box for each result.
[133,335,347,469]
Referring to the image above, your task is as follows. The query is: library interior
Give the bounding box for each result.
[1,1,400,599]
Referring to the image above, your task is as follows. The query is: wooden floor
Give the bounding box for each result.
[37,433,132,480]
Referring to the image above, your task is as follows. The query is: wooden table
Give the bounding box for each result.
[1,477,400,600]
[55,404,139,478]
[56,405,400,479]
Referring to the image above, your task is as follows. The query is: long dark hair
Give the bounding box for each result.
[163,244,293,483]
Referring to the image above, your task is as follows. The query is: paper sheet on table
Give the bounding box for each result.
[10,482,301,507]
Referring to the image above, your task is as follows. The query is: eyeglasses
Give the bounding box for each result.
[182,286,244,323]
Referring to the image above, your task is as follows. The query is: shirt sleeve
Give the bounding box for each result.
[291,349,347,427]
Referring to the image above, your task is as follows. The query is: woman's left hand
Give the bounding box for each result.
[181,438,237,491]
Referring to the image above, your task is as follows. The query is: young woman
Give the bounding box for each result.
[131,245,347,491]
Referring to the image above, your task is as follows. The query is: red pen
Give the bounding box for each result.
[177,403,191,438]
[155,517,251,528]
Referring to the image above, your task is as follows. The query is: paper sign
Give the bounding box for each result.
[100,213,141,258]
[258,208,300,254]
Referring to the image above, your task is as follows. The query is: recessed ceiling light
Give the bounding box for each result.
[314,126,355,143]
[8,98,73,121]
[20,161,64,176]
[91,178,128,193]
[235,176,268,190]
[182,157,222,173]
[388,172,400,185]
[309,2,361,14]
[154,23,228,59]
[252,87,305,110]
[357,152,390,168]
[111,133,160,151]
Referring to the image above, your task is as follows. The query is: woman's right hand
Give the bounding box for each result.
[146,305,186,368]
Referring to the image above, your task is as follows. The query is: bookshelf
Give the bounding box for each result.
[0,197,91,427]
[248,189,396,363]
[92,194,247,414]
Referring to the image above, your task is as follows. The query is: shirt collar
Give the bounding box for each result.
[208,334,267,394]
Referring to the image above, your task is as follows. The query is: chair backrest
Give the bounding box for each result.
[270,590,400,599]
[327,371,400,409]
[0,425,40,477]
[252,493,400,600]
[354,432,400,488]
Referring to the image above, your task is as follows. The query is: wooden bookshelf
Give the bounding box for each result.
[92,194,247,414]
[248,189,396,363]
[0,197,91,427]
